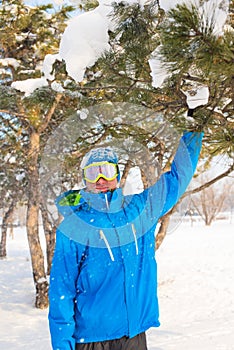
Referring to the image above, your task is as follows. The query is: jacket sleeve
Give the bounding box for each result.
[48,230,80,350]
[144,131,203,219]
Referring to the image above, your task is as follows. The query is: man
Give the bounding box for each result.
[48,130,203,350]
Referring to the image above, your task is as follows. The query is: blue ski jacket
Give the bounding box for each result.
[48,131,203,350]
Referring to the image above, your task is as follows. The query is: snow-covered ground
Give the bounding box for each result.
[0,218,233,350]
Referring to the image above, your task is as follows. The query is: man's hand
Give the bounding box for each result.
[183,85,210,131]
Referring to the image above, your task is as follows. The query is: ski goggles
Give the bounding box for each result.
[83,161,118,183]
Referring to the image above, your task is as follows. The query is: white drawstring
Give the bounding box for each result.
[99,224,139,262]
[131,223,139,255]
[99,230,115,261]
[104,193,110,210]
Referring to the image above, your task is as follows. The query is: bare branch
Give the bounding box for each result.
[0,109,26,118]
[38,93,62,133]
[185,163,234,197]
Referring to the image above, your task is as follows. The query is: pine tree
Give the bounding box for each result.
[157,1,233,156]
[1,0,233,308]
[0,0,76,308]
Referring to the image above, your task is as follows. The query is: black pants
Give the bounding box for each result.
[75,332,147,350]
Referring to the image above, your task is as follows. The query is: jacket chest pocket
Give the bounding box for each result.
[77,247,122,295]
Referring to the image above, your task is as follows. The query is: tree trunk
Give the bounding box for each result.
[40,201,56,275]
[155,213,171,250]
[26,130,48,309]
[0,201,15,258]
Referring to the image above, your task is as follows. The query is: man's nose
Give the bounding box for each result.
[97,177,106,183]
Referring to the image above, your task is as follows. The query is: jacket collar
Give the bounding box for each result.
[79,188,124,213]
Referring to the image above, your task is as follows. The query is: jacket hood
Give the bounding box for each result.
[79,188,124,213]
[55,188,124,217]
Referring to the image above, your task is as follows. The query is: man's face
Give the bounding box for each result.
[86,177,118,193]
[83,161,119,193]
